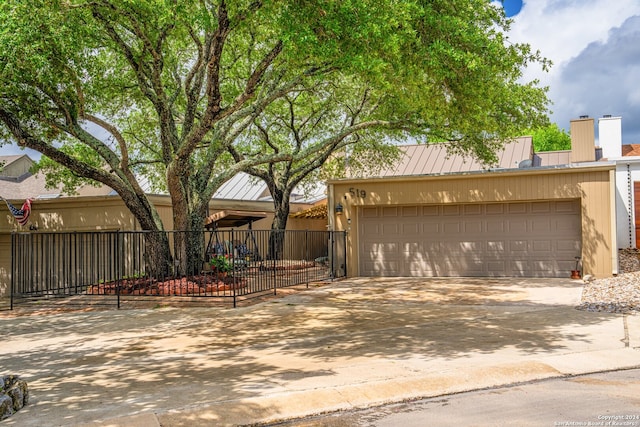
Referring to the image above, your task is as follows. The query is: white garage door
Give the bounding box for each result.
[359,200,581,277]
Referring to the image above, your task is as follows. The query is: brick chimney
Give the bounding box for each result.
[598,115,622,158]
[570,116,595,163]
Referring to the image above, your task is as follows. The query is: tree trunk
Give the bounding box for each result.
[268,189,291,260]
[143,231,173,278]
[116,191,173,278]
[185,205,208,275]
[166,161,191,275]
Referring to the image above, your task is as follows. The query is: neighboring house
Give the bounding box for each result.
[327,117,616,279]
[599,116,640,250]
[0,158,327,297]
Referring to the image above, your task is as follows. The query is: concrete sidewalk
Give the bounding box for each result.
[1,277,639,426]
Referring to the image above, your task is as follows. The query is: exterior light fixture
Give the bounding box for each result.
[335,203,344,215]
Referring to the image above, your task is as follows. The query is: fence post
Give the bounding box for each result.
[342,231,347,278]
[116,230,121,309]
[231,228,237,308]
[330,231,335,280]
[305,230,309,288]
[10,232,15,310]
[272,231,277,295]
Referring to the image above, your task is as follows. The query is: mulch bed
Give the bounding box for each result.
[86,274,247,296]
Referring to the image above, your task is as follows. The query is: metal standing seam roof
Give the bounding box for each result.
[534,150,572,167]
[213,172,327,203]
[375,136,534,177]
[213,173,269,201]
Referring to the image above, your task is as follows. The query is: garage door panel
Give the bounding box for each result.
[557,239,580,251]
[374,242,399,254]
[532,218,552,233]
[487,261,506,272]
[402,242,422,253]
[382,223,399,235]
[402,223,419,234]
[443,222,461,234]
[532,240,552,252]
[382,207,398,217]
[359,200,582,278]
[486,204,504,214]
[508,219,528,233]
[531,201,551,213]
[402,206,419,216]
[487,240,506,252]
[529,260,561,275]
[364,260,400,276]
[556,217,579,231]
[423,223,439,233]
[508,203,527,214]
[509,260,530,276]
[556,200,579,213]
[509,240,528,252]
[362,207,379,217]
[362,222,380,234]
[422,206,439,216]
[487,221,505,233]
[443,205,461,216]
[464,205,483,215]
[464,221,483,233]
[439,241,482,253]
[557,260,577,271]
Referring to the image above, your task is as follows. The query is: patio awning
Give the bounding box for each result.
[204,210,268,229]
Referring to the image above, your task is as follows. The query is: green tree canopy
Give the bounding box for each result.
[0,0,551,273]
[529,124,572,152]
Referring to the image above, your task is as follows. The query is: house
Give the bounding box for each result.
[327,117,616,279]
[598,116,640,250]
[0,159,327,298]
[0,115,627,288]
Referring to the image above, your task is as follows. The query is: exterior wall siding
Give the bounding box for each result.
[329,166,614,278]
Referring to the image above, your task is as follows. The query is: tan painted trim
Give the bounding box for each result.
[328,163,615,186]
[329,167,614,278]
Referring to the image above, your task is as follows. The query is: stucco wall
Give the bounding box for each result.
[329,165,615,278]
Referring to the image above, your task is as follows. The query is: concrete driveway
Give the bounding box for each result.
[1,277,639,427]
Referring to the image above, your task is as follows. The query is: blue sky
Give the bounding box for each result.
[501,0,640,144]
[3,1,640,160]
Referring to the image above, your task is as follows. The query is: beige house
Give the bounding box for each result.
[328,117,616,279]
[0,116,620,292]
[0,157,326,297]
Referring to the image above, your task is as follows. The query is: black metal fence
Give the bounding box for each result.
[10,229,346,308]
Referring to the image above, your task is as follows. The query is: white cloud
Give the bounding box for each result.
[506,1,640,143]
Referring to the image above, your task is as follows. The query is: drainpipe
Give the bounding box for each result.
[611,169,619,275]
[628,164,633,248]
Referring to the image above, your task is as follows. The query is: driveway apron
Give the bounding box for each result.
[0,277,638,427]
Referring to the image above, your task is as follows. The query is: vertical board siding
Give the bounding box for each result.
[332,169,613,278]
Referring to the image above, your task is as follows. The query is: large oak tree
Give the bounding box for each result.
[0,0,550,273]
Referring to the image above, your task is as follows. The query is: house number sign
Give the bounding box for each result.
[348,187,367,198]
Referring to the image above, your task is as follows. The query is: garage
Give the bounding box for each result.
[359,200,582,277]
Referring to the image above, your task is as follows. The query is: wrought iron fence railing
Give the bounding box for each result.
[10,229,346,309]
